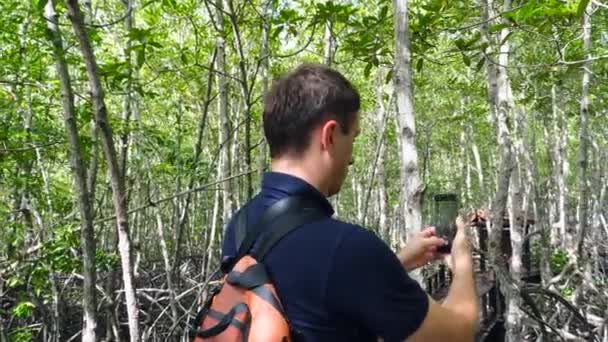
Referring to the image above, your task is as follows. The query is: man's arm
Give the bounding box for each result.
[325,225,432,341]
[406,217,479,342]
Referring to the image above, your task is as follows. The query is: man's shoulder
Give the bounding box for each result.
[320,218,391,257]
[322,217,368,233]
[329,218,383,240]
[309,217,375,240]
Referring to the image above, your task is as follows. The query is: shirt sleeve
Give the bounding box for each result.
[325,227,429,341]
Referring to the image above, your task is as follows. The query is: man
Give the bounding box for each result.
[221,63,479,341]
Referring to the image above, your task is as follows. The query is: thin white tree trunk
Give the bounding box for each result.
[206,173,222,277]
[506,107,525,341]
[375,69,389,242]
[44,2,97,340]
[550,84,569,247]
[459,98,471,208]
[226,0,253,199]
[232,99,242,209]
[119,0,134,180]
[482,0,513,258]
[216,0,234,224]
[332,193,340,218]
[65,1,139,339]
[576,0,593,259]
[324,20,335,66]
[481,1,518,338]
[574,2,595,309]
[323,11,337,214]
[155,210,178,324]
[257,0,272,178]
[354,178,364,223]
[471,136,485,204]
[393,1,423,286]
[533,172,553,286]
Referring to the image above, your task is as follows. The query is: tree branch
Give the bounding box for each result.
[95,169,258,224]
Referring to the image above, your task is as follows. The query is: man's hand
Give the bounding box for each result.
[398,227,447,272]
[444,215,472,272]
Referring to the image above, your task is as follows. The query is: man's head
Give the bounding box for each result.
[263,63,361,197]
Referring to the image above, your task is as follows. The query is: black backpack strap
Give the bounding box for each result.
[219,204,251,275]
[252,206,326,260]
[234,203,250,252]
[233,196,326,262]
[237,196,303,257]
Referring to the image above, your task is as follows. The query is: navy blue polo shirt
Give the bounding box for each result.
[221,172,428,341]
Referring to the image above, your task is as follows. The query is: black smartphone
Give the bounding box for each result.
[433,193,458,254]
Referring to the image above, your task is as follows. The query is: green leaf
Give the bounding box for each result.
[500,31,514,46]
[128,28,152,42]
[379,5,388,19]
[162,0,176,9]
[35,0,46,12]
[7,276,22,288]
[475,57,485,72]
[489,23,508,33]
[416,58,424,73]
[385,68,394,84]
[577,0,590,17]
[462,53,471,66]
[364,62,372,78]
[465,32,481,49]
[454,38,465,50]
[148,41,162,49]
[136,48,145,69]
[12,302,36,318]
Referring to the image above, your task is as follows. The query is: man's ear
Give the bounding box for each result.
[320,120,338,151]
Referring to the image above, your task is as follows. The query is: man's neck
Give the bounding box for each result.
[270,158,329,197]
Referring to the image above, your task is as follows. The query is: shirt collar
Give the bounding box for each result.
[261,171,335,216]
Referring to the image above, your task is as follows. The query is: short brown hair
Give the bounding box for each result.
[263,63,360,158]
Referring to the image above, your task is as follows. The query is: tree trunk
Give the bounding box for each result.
[44,2,98,340]
[506,107,525,341]
[470,130,486,206]
[257,0,272,179]
[206,174,222,277]
[87,124,99,204]
[155,209,178,324]
[119,0,134,180]
[215,0,234,224]
[375,69,389,242]
[17,13,37,250]
[574,1,594,309]
[354,177,364,223]
[481,0,512,260]
[534,178,553,286]
[481,0,517,337]
[64,0,139,340]
[459,98,471,208]
[576,0,593,260]
[324,20,335,66]
[393,0,423,284]
[226,0,253,200]
[550,84,569,247]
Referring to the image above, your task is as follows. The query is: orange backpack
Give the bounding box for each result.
[190,197,325,341]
